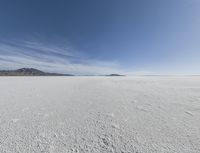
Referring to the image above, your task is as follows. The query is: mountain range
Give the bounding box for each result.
[0,68,74,76]
[0,68,126,76]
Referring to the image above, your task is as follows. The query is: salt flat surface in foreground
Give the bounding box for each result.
[0,77,200,153]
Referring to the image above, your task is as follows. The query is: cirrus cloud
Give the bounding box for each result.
[0,39,123,75]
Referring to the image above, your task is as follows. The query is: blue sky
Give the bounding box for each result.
[0,0,200,75]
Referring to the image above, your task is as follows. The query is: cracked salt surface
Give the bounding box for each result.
[0,76,200,153]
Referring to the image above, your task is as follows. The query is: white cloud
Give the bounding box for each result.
[0,40,123,75]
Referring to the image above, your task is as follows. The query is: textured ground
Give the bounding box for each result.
[0,76,200,153]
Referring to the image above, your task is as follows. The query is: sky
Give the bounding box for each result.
[0,0,200,75]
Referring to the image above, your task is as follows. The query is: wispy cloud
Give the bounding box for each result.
[0,39,122,75]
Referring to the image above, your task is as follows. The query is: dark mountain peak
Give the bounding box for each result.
[108,74,125,76]
[16,68,45,75]
[16,68,41,72]
[0,68,73,76]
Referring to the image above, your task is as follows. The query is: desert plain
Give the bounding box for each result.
[0,76,200,153]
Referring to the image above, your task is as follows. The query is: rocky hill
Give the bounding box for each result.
[0,68,74,76]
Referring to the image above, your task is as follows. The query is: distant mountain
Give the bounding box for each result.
[0,68,74,76]
[107,74,125,76]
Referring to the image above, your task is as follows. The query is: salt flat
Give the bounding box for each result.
[0,76,200,153]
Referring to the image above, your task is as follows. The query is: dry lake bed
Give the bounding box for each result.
[0,76,200,153]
